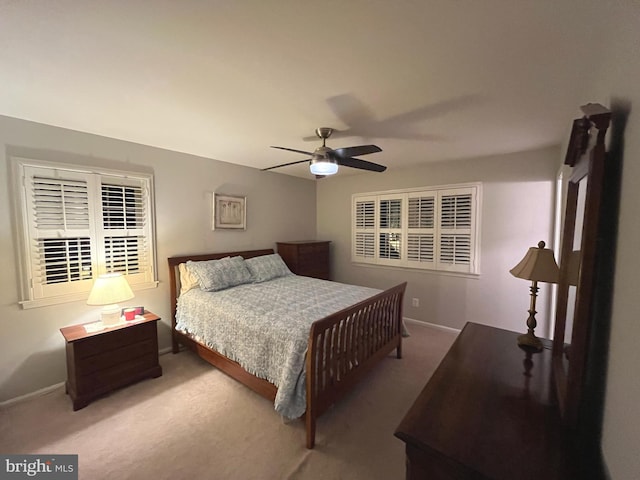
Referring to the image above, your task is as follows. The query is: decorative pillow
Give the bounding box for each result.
[245,253,292,283]
[178,262,200,296]
[187,256,252,292]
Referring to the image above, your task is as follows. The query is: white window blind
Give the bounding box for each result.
[25,168,95,299]
[407,194,435,266]
[379,195,402,263]
[354,197,376,261]
[98,178,150,284]
[439,191,473,269]
[16,161,157,308]
[352,184,480,274]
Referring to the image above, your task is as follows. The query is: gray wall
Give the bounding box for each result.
[0,115,317,402]
[317,146,559,335]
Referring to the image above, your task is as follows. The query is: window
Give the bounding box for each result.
[352,184,480,274]
[13,158,157,308]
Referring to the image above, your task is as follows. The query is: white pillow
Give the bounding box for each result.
[178,263,200,296]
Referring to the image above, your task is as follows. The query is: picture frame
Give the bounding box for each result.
[213,194,246,230]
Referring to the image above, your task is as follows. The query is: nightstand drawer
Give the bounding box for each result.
[73,321,156,359]
[75,339,156,375]
[77,355,158,391]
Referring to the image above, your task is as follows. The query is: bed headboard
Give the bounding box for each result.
[167,249,274,338]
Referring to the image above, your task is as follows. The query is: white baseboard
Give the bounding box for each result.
[404,317,461,335]
[2,347,174,409]
[0,382,65,409]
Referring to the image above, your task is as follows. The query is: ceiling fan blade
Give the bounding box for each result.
[261,158,310,171]
[270,146,314,156]
[336,156,387,172]
[333,145,382,158]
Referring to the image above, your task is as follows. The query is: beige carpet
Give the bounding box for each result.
[0,323,456,480]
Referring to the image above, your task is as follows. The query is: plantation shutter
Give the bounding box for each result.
[407,193,435,267]
[437,189,475,272]
[353,197,376,262]
[17,160,157,307]
[24,166,96,299]
[352,184,479,274]
[378,195,403,263]
[97,176,154,286]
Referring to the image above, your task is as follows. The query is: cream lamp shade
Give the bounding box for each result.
[510,241,560,351]
[87,273,134,326]
[510,241,560,283]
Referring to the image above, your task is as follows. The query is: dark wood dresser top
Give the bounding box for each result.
[60,311,160,342]
[395,322,575,479]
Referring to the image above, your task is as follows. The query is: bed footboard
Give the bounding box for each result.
[305,282,407,448]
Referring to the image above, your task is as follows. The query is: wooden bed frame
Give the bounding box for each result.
[168,249,407,449]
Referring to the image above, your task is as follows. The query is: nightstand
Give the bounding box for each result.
[277,240,331,280]
[60,311,163,410]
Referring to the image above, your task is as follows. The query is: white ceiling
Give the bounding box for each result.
[0,0,608,178]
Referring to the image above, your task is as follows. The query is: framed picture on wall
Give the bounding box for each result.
[213,194,246,230]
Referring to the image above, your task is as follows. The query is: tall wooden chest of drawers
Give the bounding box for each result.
[276,240,331,280]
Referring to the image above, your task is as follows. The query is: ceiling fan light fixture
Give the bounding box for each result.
[310,157,338,176]
[266,127,384,176]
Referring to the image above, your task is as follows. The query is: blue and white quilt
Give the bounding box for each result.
[175,275,380,419]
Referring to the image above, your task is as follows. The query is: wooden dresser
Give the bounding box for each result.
[276,240,331,280]
[60,311,162,410]
[395,322,582,480]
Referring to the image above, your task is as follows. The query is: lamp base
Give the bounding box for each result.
[100,304,122,326]
[517,332,543,352]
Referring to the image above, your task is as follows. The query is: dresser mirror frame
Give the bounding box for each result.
[552,104,611,429]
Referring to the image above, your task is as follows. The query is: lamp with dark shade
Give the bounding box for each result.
[87,273,134,326]
[510,240,560,351]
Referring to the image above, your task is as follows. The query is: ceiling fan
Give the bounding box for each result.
[263,127,386,177]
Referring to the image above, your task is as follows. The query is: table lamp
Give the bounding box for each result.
[87,273,134,326]
[510,241,560,351]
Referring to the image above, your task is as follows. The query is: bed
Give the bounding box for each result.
[168,248,407,448]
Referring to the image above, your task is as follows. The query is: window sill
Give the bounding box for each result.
[350,261,481,279]
[19,281,159,309]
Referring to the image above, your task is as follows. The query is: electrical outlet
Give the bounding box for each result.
[412,298,420,307]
